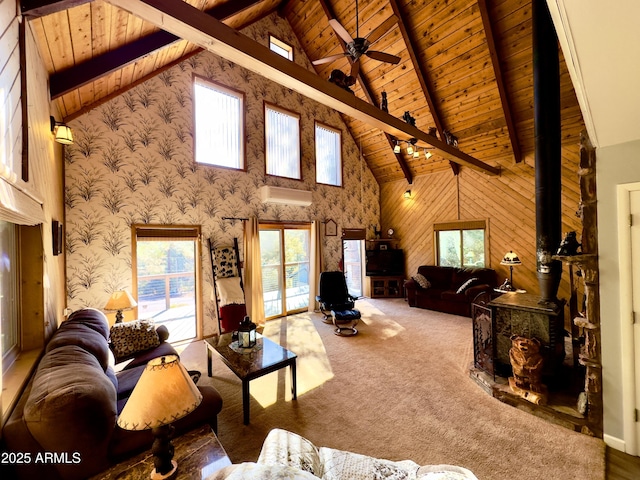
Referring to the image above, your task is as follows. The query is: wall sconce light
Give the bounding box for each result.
[50,116,74,145]
[424,148,433,159]
[404,190,412,199]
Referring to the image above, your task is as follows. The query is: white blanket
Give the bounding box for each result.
[216,276,245,306]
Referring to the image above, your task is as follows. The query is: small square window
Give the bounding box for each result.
[269,36,293,60]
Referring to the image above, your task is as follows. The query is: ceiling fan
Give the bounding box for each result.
[313,0,401,78]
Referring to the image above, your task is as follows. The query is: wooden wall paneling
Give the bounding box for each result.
[28,18,55,73]
[110,3,130,48]
[92,71,108,102]
[68,3,92,64]
[91,0,111,56]
[77,81,95,108]
[106,68,122,95]
[0,14,21,178]
[61,89,82,116]
[40,10,74,72]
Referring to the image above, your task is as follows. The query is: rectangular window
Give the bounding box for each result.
[265,104,301,179]
[1,221,19,371]
[315,122,342,186]
[434,221,486,268]
[269,35,293,60]
[194,76,244,169]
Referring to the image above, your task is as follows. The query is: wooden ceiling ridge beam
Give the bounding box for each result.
[316,0,413,184]
[477,0,522,163]
[103,0,499,176]
[387,0,459,176]
[48,0,264,100]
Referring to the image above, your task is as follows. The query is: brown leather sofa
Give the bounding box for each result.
[1,308,222,480]
[404,266,497,317]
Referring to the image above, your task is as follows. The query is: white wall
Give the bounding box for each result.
[597,138,640,447]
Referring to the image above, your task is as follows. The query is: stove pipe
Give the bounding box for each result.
[533,0,562,302]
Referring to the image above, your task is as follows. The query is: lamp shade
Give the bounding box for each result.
[117,355,202,431]
[500,250,522,265]
[104,290,137,311]
[54,125,74,144]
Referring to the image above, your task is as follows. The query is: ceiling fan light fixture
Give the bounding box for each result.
[393,141,401,154]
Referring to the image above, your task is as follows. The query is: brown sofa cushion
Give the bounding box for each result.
[45,323,111,371]
[24,345,116,479]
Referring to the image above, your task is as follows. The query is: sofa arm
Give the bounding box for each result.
[404,279,418,291]
[465,284,492,300]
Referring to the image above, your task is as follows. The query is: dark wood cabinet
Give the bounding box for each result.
[370,276,404,298]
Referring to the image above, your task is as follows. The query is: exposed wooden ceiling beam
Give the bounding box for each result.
[49,0,265,99]
[477,0,522,163]
[388,0,459,176]
[316,0,413,184]
[104,0,500,176]
[21,0,90,18]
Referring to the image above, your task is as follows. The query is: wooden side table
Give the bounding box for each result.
[90,425,231,479]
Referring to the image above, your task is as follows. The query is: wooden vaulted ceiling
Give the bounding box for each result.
[24,0,584,184]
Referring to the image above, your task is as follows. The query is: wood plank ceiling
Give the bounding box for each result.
[24,0,584,185]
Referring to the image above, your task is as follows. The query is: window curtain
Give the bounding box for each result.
[308,220,323,313]
[243,217,265,326]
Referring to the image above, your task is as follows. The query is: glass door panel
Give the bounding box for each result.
[343,239,363,297]
[284,229,310,312]
[260,229,283,318]
[136,239,196,343]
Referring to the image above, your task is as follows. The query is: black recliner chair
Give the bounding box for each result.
[316,271,361,336]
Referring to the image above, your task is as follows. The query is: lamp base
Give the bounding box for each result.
[150,460,177,480]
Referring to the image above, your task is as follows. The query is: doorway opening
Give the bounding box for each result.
[343,239,364,297]
[132,225,202,343]
[259,223,310,319]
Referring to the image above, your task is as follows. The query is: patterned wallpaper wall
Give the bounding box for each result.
[64,14,380,336]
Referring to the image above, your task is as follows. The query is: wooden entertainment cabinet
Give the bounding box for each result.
[369,275,404,298]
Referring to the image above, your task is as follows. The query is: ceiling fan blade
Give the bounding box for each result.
[329,18,354,44]
[349,59,361,78]
[365,15,398,44]
[312,52,350,65]
[366,50,401,65]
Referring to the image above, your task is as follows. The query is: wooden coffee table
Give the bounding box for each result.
[205,333,297,425]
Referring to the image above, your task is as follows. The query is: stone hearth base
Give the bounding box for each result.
[469,364,590,434]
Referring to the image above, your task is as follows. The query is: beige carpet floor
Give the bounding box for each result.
[177,298,605,480]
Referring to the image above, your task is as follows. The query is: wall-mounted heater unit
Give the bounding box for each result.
[259,186,312,206]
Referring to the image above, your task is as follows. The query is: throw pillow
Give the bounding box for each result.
[456,277,479,294]
[109,319,160,360]
[413,273,431,289]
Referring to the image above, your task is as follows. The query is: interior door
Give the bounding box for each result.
[630,189,640,454]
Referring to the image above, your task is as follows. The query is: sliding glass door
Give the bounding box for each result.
[260,224,310,319]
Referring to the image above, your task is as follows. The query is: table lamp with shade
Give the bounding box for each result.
[500,250,522,291]
[104,290,137,324]
[117,355,202,480]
